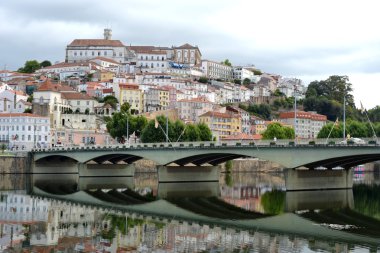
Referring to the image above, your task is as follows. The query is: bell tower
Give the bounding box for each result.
[104,28,112,40]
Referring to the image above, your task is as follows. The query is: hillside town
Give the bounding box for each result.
[0,29,328,150]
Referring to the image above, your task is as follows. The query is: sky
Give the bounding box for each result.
[1,0,380,108]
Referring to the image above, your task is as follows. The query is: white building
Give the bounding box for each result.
[277,78,306,98]
[233,66,256,82]
[0,113,51,150]
[65,28,129,64]
[201,60,233,81]
[279,111,327,139]
[177,97,214,123]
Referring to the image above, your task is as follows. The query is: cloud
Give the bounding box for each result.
[1,0,380,107]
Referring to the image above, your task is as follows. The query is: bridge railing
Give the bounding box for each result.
[32,137,379,153]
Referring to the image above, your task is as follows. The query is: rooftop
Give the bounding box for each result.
[68,39,125,47]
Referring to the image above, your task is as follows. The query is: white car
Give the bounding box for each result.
[340,138,366,145]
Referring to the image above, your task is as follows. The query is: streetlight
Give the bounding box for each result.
[294,84,298,143]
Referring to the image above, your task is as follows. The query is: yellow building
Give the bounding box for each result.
[94,70,115,82]
[199,111,241,140]
[119,83,143,114]
[158,87,169,109]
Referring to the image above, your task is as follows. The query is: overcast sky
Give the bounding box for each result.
[1,0,380,108]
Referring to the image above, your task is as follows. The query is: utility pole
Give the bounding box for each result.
[166,113,169,143]
[294,85,297,143]
[126,117,129,145]
[343,95,346,140]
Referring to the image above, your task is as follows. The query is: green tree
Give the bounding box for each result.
[171,120,186,142]
[40,60,52,68]
[120,102,131,113]
[24,108,32,113]
[247,104,272,120]
[27,95,33,103]
[233,79,241,85]
[262,122,295,140]
[0,143,6,153]
[317,122,343,138]
[222,59,232,66]
[103,95,118,109]
[140,116,169,143]
[106,111,148,143]
[18,60,41,73]
[184,124,201,141]
[197,123,212,141]
[243,78,251,86]
[198,77,209,83]
[273,89,284,97]
[261,190,285,215]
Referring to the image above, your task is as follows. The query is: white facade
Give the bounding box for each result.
[233,66,256,82]
[66,29,128,64]
[177,97,214,123]
[136,52,168,72]
[0,113,51,150]
[201,60,233,80]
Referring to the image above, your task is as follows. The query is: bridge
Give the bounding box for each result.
[31,139,380,190]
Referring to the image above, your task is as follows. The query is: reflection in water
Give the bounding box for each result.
[261,190,285,215]
[353,184,380,220]
[0,171,379,252]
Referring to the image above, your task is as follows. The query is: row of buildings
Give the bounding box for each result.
[0,29,327,150]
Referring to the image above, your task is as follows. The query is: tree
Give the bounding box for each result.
[222,59,232,66]
[243,78,251,86]
[198,77,209,83]
[247,104,272,120]
[27,95,33,103]
[233,79,241,85]
[106,112,148,143]
[24,108,32,113]
[120,102,131,113]
[103,95,118,109]
[262,122,295,140]
[317,120,370,138]
[85,108,90,115]
[273,89,284,97]
[40,60,52,68]
[18,60,41,73]
[0,143,6,153]
[197,123,212,141]
[184,124,200,141]
[140,116,169,143]
[303,75,359,121]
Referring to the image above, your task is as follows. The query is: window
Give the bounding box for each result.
[77,101,80,105]
[92,51,95,56]
[104,51,107,56]
[98,51,101,56]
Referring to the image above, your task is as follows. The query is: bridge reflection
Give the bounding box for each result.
[28,174,380,247]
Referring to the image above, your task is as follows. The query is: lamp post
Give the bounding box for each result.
[294,85,298,143]
[343,95,346,140]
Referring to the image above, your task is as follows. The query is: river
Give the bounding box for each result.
[0,161,379,252]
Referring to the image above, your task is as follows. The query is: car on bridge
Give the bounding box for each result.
[339,138,366,145]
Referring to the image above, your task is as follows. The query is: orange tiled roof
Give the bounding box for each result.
[279,111,327,121]
[61,92,94,100]
[37,80,75,92]
[68,39,124,47]
[199,111,240,119]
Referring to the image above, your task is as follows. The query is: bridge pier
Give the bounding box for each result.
[78,163,135,177]
[285,189,354,212]
[157,165,220,183]
[284,168,354,191]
